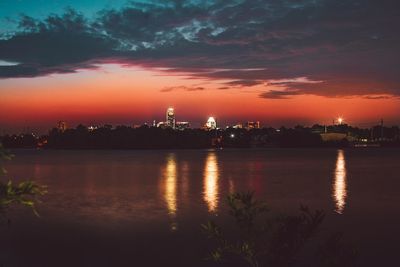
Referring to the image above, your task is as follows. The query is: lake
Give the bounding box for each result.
[1,148,399,266]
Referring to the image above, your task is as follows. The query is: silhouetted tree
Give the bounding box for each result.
[202,192,358,267]
[0,143,46,220]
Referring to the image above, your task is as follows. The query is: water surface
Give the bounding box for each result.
[1,148,399,266]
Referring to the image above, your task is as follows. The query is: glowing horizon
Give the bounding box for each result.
[1,64,399,133]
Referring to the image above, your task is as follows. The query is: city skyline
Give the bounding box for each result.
[1,1,400,133]
[0,103,397,135]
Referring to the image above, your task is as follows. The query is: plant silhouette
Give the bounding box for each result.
[202,192,358,267]
[0,143,46,220]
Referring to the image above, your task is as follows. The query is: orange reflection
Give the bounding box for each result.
[228,179,235,194]
[163,153,177,216]
[203,152,219,212]
[180,161,189,202]
[333,149,347,214]
[160,153,178,231]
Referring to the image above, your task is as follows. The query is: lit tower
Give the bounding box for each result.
[166,107,176,129]
[206,117,217,130]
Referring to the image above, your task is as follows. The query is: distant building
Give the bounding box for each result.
[246,121,260,130]
[156,107,191,130]
[176,121,190,130]
[57,121,67,132]
[311,124,326,134]
[320,133,357,142]
[157,121,167,128]
[87,125,98,132]
[204,117,217,130]
[232,123,243,129]
[166,107,176,129]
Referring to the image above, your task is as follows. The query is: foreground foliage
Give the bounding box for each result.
[0,180,46,216]
[202,192,358,267]
[0,143,46,218]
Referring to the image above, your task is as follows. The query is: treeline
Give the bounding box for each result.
[49,125,212,149]
[0,125,324,149]
[1,124,399,149]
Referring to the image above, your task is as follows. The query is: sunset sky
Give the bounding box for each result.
[0,0,399,133]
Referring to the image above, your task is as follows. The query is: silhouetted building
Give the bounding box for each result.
[157,121,167,128]
[87,125,98,132]
[176,122,190,130]
[246,121,260,130]
[232,123,243,129]
[57,121,67,132]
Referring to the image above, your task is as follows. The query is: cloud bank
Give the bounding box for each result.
[0,0,399,99]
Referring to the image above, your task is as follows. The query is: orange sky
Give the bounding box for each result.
[1,64,399,133]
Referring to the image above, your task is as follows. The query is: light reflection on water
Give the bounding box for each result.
[161,153,178,230]
[160,151,221,228]
[333,149,347,214]
[180,161,190,202]
[203,152,219,213]
[29,149,351,221]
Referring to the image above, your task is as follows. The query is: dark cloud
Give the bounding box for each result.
[0,0,399,98]
[0,9,117,78]
[260,89,302,99]
[160,85,205,92]
[225,79,264,87]
[363,95,395,100]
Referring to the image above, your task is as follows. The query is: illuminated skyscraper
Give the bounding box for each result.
[166,107,176,129]
[205,117,217,130]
